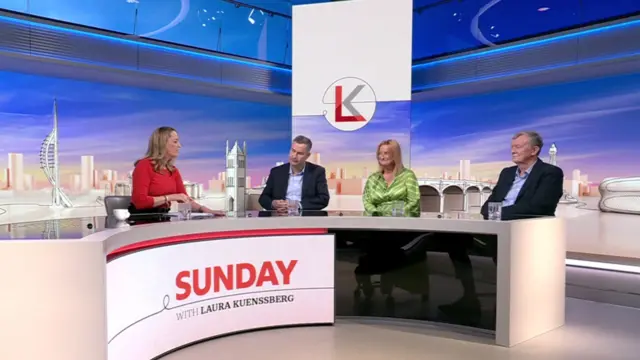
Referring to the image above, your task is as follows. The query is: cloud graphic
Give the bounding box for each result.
[293,102,412,165]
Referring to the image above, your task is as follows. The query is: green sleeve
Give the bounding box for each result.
[363,176,378,215]
[405,170,421,217]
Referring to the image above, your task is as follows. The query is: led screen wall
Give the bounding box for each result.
[0,70,291,209]
[412,0,640,60]
[1,0,293,65]
[4,0,639,64]
[410,71,640,209]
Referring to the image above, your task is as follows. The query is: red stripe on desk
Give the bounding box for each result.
[108,228,329,260]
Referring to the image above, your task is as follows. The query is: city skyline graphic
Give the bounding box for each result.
[0,68,638,203]
[410,71,640,184]
[0,70,292,192]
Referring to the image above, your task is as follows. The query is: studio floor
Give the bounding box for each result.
[162,298,640,360]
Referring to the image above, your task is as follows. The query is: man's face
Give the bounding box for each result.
[289,142,310,167]
[511,135,538,164]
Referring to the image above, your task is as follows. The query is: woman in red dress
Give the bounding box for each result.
[130,126,221,215]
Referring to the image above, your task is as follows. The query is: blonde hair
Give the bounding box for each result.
[135,126,177,172]
[376,139,404,174]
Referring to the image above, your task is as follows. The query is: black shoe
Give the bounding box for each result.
[438,297,481,326]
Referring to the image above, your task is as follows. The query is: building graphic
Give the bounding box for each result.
[548,143,579,204]
[225,140,247,217]
[39,99,73,208]
[81,155,94,191]
[8,153,24,191]
[549,143,557,166]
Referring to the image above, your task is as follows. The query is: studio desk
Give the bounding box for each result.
[0,211,566,360]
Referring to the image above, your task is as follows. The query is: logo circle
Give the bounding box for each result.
[321,77,377,132]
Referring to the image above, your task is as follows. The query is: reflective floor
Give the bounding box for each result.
[162,298,640,360]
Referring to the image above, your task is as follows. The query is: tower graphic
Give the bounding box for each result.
[550,143,578,204]
[548,143,557,166]
[39,99,73,208]
[225,140,247,217]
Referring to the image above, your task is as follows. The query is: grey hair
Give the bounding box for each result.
[513,131,543,155]
[293,135,312,152]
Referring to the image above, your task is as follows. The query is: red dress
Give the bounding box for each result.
[131,158,188,210]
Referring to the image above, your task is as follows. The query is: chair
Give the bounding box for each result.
[104,196,131,216]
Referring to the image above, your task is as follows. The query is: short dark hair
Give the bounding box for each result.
[513,131,543,156]
[293,135,312,152]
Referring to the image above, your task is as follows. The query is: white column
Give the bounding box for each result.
[495,217,566,347]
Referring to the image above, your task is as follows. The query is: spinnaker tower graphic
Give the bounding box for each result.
[40,99,73,208]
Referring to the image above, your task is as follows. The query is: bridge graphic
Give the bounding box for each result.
[417,178,495,213]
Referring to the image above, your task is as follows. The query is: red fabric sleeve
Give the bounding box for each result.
[131,159,155,209]
[174,167,190,199]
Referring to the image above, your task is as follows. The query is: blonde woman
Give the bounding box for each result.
[362,139,420,217]
[130,126,221,215]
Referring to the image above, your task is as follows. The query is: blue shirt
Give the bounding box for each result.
[502,162,536,207]
[285,165,305,204]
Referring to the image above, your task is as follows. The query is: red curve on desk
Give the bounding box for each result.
[107,228,329,261]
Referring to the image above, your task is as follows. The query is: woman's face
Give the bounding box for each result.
[166,131,181,159]
[378,145,393,167]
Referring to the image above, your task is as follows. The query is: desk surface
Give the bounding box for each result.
[0,211,510,242]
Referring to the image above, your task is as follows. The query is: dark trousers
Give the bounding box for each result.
[428,232,497,299]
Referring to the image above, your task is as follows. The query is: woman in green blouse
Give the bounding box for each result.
[363,139,421,217]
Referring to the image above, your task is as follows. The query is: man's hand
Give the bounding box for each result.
[271,200,287,210]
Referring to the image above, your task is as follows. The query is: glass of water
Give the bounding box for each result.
[287,199,300,216]
[178,202,192,220]
[487,202,502,221]
[391,200,405,217]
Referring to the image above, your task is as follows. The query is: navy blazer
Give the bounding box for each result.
[480,160,564,220]
[258,162,330,211]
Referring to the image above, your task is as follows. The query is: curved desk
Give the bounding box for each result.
[0,213,566,360]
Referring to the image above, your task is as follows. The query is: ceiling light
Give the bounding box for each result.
[538,7,550,12]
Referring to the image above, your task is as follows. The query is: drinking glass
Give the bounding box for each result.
[391,200,405,217]
[487,202,502,221]
[287,199,300,216]
[178,202,192,220]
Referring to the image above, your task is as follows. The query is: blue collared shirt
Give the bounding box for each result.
[286,165,305,203]
[502,161,536,207]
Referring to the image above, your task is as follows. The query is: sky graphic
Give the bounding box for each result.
[0,70,291,187]
[410,72,640,182]
[293,101,411,177]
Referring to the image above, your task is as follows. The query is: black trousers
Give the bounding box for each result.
[427,232,497,299]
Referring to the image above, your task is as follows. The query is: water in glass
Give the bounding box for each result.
[488,202,502,221]
[178,202,192,220]
[287,199,300,216]
[391,201,405,217]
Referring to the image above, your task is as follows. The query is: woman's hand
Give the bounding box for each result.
[201,207,226,216]
[168,193,191,203]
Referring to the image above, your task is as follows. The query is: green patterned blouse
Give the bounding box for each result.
[363,168,421,217]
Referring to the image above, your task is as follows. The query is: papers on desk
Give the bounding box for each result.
[167,212,215,219]
[190,213,215,219]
